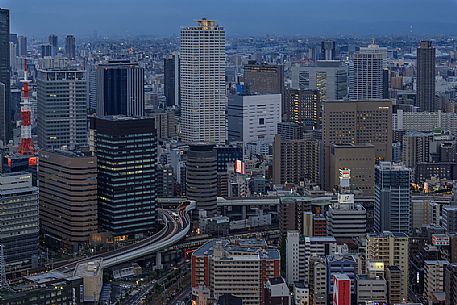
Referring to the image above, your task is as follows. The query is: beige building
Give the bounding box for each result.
[39,150,97,251]
[366,232,409,303]
[329,143,375,194]
[322,100,392,191]
[424,260,448,302]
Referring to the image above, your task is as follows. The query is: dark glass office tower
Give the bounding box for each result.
[0,9,10,144]
[321,40,336,60]
[164,53,179,107]
[48,34,58,56]
[95,116,157,238]
[417,40,436,112]
[96,60,145,117]
[65,34,75,59]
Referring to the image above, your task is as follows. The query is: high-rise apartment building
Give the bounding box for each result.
[0,9,10,145]
[37,68,88,150]
[350,44,386,100]
[191,239,280,305]
[65,34,75,59]
[374,162,411,234]
[366,232,409,302]
[416,41,436,112]
[94,116,157,238]
[424,260,448,302]
[0,173,39,268]
[272,134,320,186]
[164,52,179,107]
[322,100,392,190]
[39,150,97,251]
[186,144,218,217]
[180,18,226,144]
[321,40,336,60]
[285,89,320,128]
[291,61,347,101]
[96,60,145,117]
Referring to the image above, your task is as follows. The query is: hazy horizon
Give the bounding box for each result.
[2,0,457,38]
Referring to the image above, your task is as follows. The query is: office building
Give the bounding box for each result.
[39,150,97,251]
[445,264,457,305]
[94,116,157,238]
[228,93,281,147]
[272,134,320,186]
[327,194,367,239]
[96,60,145,117]
[424,260,448,302]
[0,9,10,145]
[164,52,179,107]
[356,274,387,305]
[366,232,409,302]
[323,100,392,191]
[186,144,218,217]
[284,89,320,128]
[416,41,436,112]
[327,256,356,301]
[277,122,305,140]
[180,19,226,144]
[65,34,75,59]
[374,162,411,234]
[291,60,347,101]
[9,42,16,73]
[329,144,375,195]
[0,173,39,267]
[17,35,26,57]
[350,44,386,100]
[321,40,336,60]
[243,63,284,95]
[37,68,88,150]
[48,34,58,56]
[191,239,280,305]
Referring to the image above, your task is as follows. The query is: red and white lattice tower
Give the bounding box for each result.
[17,58,36,155]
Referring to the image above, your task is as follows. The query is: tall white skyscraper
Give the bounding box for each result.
[180,18,227,144]
[350,44,386,100]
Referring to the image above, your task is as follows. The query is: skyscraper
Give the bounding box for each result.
[322,100,392,191]
[374,162,411,234]
[243,63,284,96]
[291,60,347,101]
[350,44,386,100]
[17,35,27,57]
[48,34,58,56]
[65,34,76,59]
[96,60,145,117]
[39,150,97,251]
[417,40,436,112]
[37,68,88,150]
[321,40,336,60]
[0,9,10,145]
[0,173,39,268]
[180,18,226,144]
[164,52,179,107]
[94,116,157,238]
